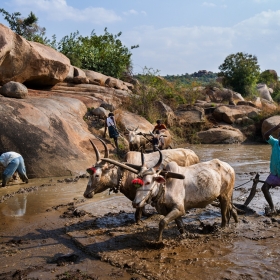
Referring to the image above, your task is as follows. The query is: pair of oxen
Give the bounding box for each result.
[84,138,238,241]
[126,127,172,151]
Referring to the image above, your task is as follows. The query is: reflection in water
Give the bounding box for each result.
[1,194,27,217]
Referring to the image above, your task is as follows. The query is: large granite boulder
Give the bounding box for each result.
[174,105,205,125]
[204,87,244,104]
[256,83,273,102]
[114,110,154,133]
[262,115,280,138]
[0,81,28,99]
[0,24,71,86]
[213,105,260,124]
[0,94,105,178]
[197,125,246,144]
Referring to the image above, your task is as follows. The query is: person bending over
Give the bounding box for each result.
[0,151,28,187]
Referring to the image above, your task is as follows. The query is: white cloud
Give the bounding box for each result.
[11,0,122,24]
[123,9,147,16]
[123,9,138,16]
[201,2,216,7]
[124,9,280,74]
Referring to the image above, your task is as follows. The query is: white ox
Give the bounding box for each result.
[132,150,238,241]
[138,129,172,151]
[126,127,148,151]
[83,138,199,223]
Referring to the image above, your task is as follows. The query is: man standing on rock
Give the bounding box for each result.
[260,123,280,214]
[0,151,28,187]
[104,113,120,152]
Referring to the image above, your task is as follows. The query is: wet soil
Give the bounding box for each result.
[1,144,280,280]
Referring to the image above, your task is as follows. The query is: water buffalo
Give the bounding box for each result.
[132,150,238,241]
[126,127,148,151]
[83,137,199,223]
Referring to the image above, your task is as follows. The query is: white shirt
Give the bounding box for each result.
[106,117,116,127]
[0,152,21,167]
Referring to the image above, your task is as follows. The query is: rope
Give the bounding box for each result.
[234,178,253,189]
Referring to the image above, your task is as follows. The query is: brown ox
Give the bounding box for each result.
[83,138,199,223]
[131,150,238,241]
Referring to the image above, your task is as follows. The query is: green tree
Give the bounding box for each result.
[258,70,278,88]
[56,28,139,79]
[218,52,260,96]
[0,8,50,44]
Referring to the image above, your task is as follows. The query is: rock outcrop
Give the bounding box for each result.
[213,105,260,124]
[197,125,246,144]
[261,116,280,138]
[0,24,71,86]
[0,94,106,178]
[0,81,28,99]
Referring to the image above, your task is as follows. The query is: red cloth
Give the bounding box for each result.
[132,178,144,188]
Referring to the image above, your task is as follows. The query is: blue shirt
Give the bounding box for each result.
[267,135,280,176]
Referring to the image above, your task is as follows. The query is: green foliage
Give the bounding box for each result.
[125,68,188,122]
[55,28,138,79]
[258,70,278,88]
[0,8,51,45]
[164,71,217,86]
[218,52,260,96]
[124,68,207,124]
[270,82,280,103]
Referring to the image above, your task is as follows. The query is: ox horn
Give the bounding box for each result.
[124,163,142,171]
[96,137,109,158]
[90,139,101,163]
[153,148,163,170]
[100,158,139,174]
[160,171,185,180]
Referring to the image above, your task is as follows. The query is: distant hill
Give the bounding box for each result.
[163,70,218,85]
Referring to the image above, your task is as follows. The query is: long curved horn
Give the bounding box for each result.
[90,139,101,163]
[97,137,109,158]
[101,158,139,174]
[160,171,185,179]
[141,149,145,167]
[153,148,163,170]
[124,163,143,171]
[134,126,139,131]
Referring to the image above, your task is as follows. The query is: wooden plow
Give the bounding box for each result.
[243,173,266,206]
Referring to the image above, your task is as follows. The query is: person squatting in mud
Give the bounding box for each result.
[0,151,29,187]
[261,123,280,214]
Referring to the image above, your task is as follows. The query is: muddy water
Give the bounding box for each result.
[1,144,280,280]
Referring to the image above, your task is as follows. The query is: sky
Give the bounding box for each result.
[1,0,280,76]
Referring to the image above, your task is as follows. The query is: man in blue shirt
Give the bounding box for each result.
[261,123,280,214]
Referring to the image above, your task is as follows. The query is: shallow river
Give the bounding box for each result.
[0,144,273,221]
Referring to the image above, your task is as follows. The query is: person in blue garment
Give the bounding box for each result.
[0,151,28,187]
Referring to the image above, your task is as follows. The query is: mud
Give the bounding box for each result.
[1,144,280,280]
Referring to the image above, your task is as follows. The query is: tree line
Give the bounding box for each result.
[1,8,279,102]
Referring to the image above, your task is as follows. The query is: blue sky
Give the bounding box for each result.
[1,0,280,76]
